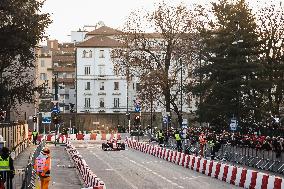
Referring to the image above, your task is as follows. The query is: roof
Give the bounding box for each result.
[76,36,123,48]
[57,78,75,84]
[53,55,75,63]
[53,67,75,72]
[86,26,122,36]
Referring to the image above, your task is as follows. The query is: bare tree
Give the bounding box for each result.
[112,1,196,127]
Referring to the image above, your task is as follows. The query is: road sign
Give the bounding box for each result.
[163,116,168,124]
[51,106,60,113]
[42,112,51,124]
[182,119,188,128]
[230,118,238,131]
[135,106,141,113]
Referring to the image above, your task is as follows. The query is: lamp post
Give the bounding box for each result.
[232,21,243,130]
[180,58,183,128]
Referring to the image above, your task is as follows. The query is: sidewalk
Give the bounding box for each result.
[47,144,82,189]
[13,144,37,189]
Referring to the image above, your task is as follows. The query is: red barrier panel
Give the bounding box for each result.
[77,134,84,140]
[101,133,106,140]
[90,133,97,140]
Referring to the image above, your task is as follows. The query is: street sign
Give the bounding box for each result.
[51,106,60,113]
[163,116,168,124]
[134,99,141,112]
[42,112,51,124]
[230,118,238,131]
[135,106,141,113]
[182,119,188,128]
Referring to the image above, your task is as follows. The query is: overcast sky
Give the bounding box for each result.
[41,0,276,43]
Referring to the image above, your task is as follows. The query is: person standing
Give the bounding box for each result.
[199,132,206,157]
[32,130,38,145]
[34,147,51,189]
[0,147,14,189]
[175,130,182,152]
[158,130,164,147]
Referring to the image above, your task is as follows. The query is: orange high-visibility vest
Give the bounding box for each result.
[34,153,51,176]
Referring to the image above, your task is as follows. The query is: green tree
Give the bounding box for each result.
[0,0,51,113]
[193,0,265,128]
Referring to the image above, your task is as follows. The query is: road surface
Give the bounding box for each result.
[73,141,239,189]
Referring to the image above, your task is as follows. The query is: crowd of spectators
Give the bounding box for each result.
[183,127,284,158]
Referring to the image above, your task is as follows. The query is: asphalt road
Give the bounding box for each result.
[73,141,239,189]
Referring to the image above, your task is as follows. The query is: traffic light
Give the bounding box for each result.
[32,116,37,123]
[167,115,171,123]
[69,103,75,113]
[134,115,140,125]
[0,111,5,121]
[126,113,130,120]
[53,115,59,124]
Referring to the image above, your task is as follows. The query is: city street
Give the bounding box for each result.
[73,141,238,189]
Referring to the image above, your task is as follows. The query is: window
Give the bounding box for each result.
[99,98,104,108]
[65,94,69,100]
[40,73,46,80]
[114,98,119,108]
[85,66,90,75]
[99,65,105,76]
[41,60,45,67]
[85,98,90,108]
[99,50,105,58]
[114,82,119,90]
[136,83,141,91]
[85,82,90,90]
[114,65,119,75]
[82,50,87,58]
[100,82,104,90]
[89,50,92,58]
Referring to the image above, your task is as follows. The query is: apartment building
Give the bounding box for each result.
[76,26,136,113]
[36,40,76,113]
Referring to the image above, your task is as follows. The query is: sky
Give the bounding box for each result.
[41,0,277,43]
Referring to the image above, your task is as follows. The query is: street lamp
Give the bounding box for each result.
[180,58,183,128]
[232,21,243,130]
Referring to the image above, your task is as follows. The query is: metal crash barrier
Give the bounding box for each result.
[20,141,45,189]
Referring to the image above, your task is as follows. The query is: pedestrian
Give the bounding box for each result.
[158,130,164,147]
[0,147,15,189]
[32,130,38,145]
[34,147,51,189]
[174,130,182,152]
[199,132,206,157]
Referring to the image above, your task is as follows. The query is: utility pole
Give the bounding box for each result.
[180,58,183,128]
[53,74,59,146]
[126,65,131,134]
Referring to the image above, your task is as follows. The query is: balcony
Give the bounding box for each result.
[112,92,121,95]
[98,92,106,95]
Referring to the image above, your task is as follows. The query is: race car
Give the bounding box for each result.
[102,138,126,151]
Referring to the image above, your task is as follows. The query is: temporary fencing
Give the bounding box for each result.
[41,133,121,142]
[177,140,284,175]
[21,140,45,189]
[127,139,284,189]
[65,141,106,189]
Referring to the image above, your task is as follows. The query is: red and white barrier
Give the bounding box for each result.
[126,139,284,189]
[66,142,106,189]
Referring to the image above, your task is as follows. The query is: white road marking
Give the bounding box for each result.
[123,156,184,189]
[92,152,138,189]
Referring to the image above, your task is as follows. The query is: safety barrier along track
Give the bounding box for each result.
[66,141,106,189]
[127,139,284,189]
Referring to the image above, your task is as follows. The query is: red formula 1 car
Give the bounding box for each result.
[102,138,126,151]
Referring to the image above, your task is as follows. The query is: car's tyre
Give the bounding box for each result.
[121,143,125,150]
[102,143,107,151]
